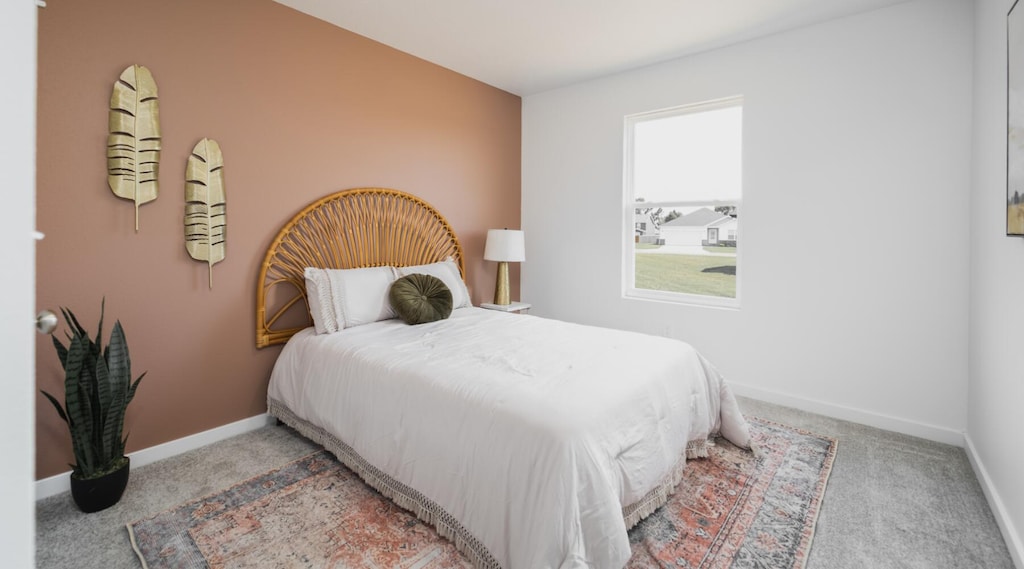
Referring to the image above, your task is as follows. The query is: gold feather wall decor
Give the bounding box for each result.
[184,138,226,289]
[107,64,161,231]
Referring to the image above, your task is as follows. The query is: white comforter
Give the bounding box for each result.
[268,308,750,569]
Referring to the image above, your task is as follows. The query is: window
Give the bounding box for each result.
[623,97,742,307]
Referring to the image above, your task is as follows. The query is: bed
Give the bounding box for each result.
[256,188,752,569]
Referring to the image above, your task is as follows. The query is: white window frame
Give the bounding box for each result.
[622,96,742,309]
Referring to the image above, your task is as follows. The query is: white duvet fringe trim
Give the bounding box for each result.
[269,399,501,569]
[686,438,713,459]
[268,398,723,569]
[621,438,716,529]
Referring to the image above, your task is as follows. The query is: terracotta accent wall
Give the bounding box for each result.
[36,0,521,479]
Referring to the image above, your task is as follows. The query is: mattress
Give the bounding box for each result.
[267,307,750,569]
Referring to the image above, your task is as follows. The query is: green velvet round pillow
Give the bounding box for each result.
[389,273,453,325]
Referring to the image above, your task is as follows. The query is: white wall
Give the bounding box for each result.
[523,0,973,443]
[0,0,36,567]
[969,0,1024,564]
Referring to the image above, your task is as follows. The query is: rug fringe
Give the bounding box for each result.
[126,524,150,569]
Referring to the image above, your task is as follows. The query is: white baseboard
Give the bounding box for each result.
[965,434,1024,569]
[35,413,273,501]
[729,382,965,446]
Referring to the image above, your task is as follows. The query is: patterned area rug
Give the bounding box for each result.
[129,418,835,569]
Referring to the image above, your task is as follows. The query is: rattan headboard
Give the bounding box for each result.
[256,188,465,348]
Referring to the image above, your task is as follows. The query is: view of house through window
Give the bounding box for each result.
[624,97,742,306]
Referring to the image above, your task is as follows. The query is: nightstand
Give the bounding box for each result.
[480,301,531,314]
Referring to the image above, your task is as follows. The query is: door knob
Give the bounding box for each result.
[36,310,58,335]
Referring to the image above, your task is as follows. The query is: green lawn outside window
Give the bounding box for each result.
[634,253,736,298]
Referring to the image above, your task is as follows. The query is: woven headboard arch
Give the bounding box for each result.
[256,188,465,348]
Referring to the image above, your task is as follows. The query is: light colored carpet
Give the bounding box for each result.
[35,397,1015,568]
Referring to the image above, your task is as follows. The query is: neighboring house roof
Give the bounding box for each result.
[708,216,737,228]
[661,207,730,228]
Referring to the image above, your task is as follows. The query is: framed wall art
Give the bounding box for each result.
[1008,0,1024,235]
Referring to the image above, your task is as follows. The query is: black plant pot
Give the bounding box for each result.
[70,458,130,513]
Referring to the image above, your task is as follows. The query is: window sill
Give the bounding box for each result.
[624,289,740,310]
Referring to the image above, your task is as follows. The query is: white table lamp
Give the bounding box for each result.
[484,229,525,305]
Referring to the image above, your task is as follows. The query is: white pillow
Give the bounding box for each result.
[397,258,470,309]
[304,268,337,334]
[327,266,398,329]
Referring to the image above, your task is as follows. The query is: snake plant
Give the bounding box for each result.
[41,302,145,480]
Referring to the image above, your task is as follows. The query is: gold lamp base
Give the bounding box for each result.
[493,261,510,305]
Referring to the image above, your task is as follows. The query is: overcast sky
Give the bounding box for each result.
[633,104,742,204]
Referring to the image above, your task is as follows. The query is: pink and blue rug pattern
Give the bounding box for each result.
[129,417,836,568]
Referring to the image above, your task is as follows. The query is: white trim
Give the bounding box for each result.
[621,96,744,311]
[730,382,965,446]
[630,199,739,210]
[625,287,740,309]
[626,94,745,124]
[964,434,1024,569]
[35,413,273,500]
[2,1,37,565]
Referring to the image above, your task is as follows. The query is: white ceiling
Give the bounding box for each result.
[274,0,910,96]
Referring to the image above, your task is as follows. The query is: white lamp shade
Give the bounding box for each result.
[484,229,525,262]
